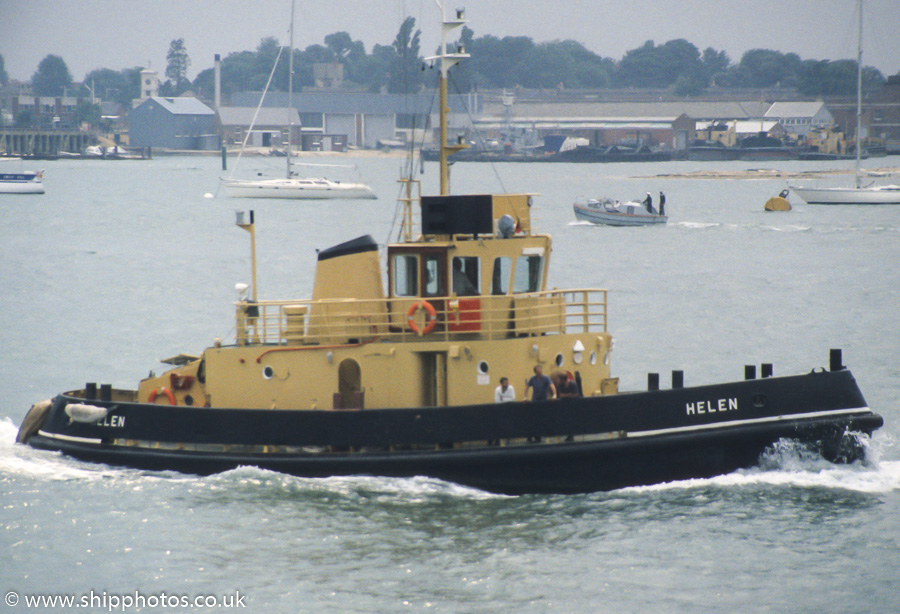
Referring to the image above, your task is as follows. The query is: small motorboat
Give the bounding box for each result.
[574,192,667,226]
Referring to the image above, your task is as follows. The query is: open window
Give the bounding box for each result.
[512,253,543,294]
[392,254,418,297]
[452,256,480,296]
[423,254,445,297]
[491,257,511,295]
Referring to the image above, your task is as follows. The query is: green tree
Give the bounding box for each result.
[165,38,191,93]
[733,49,800,87]
[617,40,661,87]
[862,66,886,94]
[617,39,702,89]
[32,54,73,96]
[360,44,395,92]
[469,35,534,88]
[518,42,576,88]
[121,67,143,103]
[798,59,884,96]
[254,37,284,90]
[326,32,368,86]
[73,99,101,126]
[388,17,423,94]
[82,68,128,103]
[701,47,730,85]
[217,50,258,95]
[192,67,215,99]
[15,108,34,128]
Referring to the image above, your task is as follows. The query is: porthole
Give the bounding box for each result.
[590,351,597,365]
[555,354,564,368]
[477,361,489,375]
[262,365,274,380]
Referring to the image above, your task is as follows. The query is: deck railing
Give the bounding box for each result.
[234,289,607,346]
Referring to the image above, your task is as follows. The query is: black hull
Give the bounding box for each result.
[23,369,882,495]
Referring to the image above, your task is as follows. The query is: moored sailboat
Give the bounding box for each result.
[791,0,900,205]
[219,1,376,201]
[0,159,44,194]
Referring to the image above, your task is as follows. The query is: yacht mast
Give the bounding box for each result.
[429,3,469,195]
[855,0,863,188]
[287,0,296,179]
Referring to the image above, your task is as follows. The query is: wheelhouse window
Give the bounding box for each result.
[513,255,543,293]
[424,255,444,297]
[392,254,418,297]
[452,256,480,296]
[491,257,511,295]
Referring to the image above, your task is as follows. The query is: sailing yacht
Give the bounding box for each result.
[790,0,900,205]
[222,171,377,200]
[220,2,376,201]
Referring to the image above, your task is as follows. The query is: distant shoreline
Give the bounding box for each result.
[638,167,900,180]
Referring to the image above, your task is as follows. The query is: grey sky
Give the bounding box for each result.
[1,0,897,85]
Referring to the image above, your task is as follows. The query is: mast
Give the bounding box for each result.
[428,3,469,195]
[236,211,258,302]
[855,0,863,188]
[287,0,296,179]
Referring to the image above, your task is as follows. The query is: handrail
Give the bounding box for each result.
[234,288,607,346]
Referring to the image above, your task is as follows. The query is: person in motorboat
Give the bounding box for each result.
[642,192,655,213]
[659,191,666,216]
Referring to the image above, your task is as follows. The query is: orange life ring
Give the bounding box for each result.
[148,387,176,405]
[407,300,437,335]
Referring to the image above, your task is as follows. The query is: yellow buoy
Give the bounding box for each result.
[765,190,792,212]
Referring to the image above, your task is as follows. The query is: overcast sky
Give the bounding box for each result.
[1,0,898,85]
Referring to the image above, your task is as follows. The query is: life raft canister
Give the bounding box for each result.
[407,300,437,335]
[148,387,176,405]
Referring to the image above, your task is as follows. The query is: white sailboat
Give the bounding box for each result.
[0,158,44,194]
[220,1,376,201]
[223,165,377,199]
[790,0,900,205]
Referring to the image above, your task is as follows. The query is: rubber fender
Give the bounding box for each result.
[16,399,52,444]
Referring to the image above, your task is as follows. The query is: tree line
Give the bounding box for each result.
[4,15,891,111]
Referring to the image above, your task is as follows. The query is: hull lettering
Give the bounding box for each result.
[97,415,126,428]
[686,398,738,416]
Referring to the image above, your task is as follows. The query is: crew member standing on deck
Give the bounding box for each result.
[495,377,516,402]
[525,365,556,401]
[554,371,580,398]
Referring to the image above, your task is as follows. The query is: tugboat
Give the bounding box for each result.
[17,7,882,495]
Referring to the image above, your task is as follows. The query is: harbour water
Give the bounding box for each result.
[2,154,899,612]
